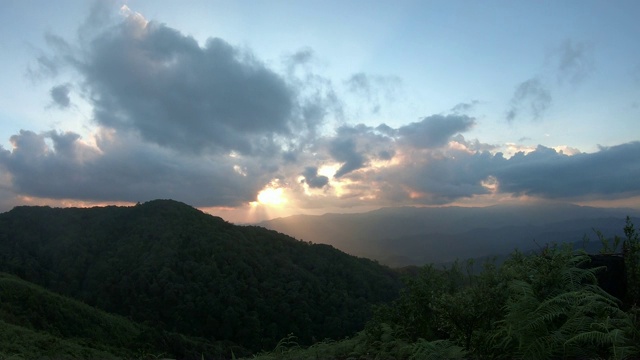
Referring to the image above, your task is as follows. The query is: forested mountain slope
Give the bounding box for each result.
[0,272,221,359]
[0,200,402,354]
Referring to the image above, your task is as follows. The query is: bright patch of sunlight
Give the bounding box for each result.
[318,164,339,178]
[257,187,287,206]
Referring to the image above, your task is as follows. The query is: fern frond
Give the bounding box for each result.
[519,333,561,360]
[562,263,600,289]
[566,329,619,347]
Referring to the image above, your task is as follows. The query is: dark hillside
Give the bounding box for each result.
[0,200,402,353]
[0,272,221,359]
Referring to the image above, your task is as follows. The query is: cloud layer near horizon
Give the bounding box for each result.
[1,4,639,213]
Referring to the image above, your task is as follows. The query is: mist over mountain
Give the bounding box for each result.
[260,202,640,267]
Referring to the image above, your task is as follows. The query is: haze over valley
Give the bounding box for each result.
[261,202,640,266]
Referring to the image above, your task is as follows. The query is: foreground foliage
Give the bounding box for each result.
[250,219,640,360]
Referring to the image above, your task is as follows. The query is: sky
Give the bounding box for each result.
[1,0,640,223]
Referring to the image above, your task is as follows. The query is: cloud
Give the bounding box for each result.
[300,167,329,188]
[506,40,592,122]
[506,77,552,121]
[346,73,401,99]
[551,40,594,85]
[49,84,71,108]
[345,73,402,114]
[39,10,316,156]
[79,0,116,39]
[285,48,315,71]
[4,126,639,211]
[86,23,295,155]
[371,142,640,205]
[398,114,475,149]
[329,136,366,178]
[0,130,272,207]
[377,149,395,160]
[282,48,344,145]
[374,147,496,204]
[27,33,73,80]
[495,142,640,198]
[450,134,498,153]
[450,100,480,114]
[320,124,396,179]
[12,4,348,210]
[8,4,639,215]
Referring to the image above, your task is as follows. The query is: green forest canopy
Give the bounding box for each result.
[1,200,640,359]
[0,200,401,355]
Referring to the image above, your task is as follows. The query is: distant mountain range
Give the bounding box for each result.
[259,202,640,267]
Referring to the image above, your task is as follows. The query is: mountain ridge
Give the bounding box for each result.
[0,199,402,354]
[259,203,640,267]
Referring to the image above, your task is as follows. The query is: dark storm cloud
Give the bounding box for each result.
[49,84,71,108]
[506,77,552,121]
[300,167,329,188]
[0,130,271,207]
[398,114,475,149]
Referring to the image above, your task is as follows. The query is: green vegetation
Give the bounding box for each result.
[0,272,226,359]
[0,272,139,359]
[1,200,639,359]
[0,200,401,357]
[249,222,640,360]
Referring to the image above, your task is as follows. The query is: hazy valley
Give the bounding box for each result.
[260,202,640,267]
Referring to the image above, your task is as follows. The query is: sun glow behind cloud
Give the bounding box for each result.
[241,182,298,223]
[256,187,286,206]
